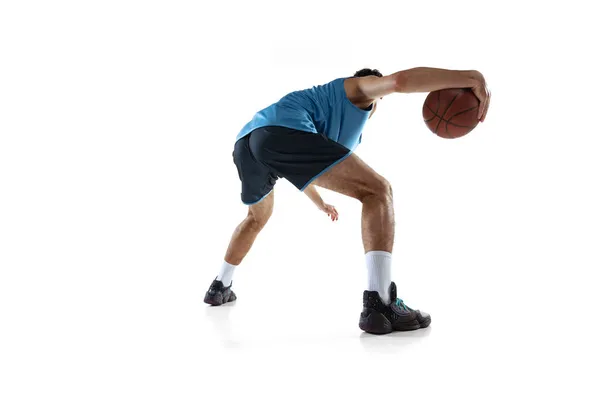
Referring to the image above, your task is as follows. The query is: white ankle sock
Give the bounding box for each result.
[217,261,237,287]
[365,251,392,304]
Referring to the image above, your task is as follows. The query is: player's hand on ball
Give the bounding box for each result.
[471,71,491,122]
[320,204,339,221]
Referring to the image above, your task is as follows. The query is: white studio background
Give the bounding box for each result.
[1,0,599,399]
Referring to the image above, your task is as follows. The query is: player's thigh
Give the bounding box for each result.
[312,153,390,200]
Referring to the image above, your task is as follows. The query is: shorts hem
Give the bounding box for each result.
[242,189,274,206]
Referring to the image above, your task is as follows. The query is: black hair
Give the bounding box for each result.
[353,68,383,78]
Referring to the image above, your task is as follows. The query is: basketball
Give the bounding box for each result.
[422,88,480,139]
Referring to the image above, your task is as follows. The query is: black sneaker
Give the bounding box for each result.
[359,282,431,334]
[204,278,237,306]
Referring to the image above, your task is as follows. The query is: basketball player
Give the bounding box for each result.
[204,67,490,334]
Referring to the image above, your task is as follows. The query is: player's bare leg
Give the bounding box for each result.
[313,154,431,334]
[225,190,274,265]
[204,191,274,306]
[312,154,394,253]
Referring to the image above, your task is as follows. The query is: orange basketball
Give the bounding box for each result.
[423,88,480,139]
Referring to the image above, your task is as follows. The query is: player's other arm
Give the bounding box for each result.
[304,184,339,222]
[346,67,490,121]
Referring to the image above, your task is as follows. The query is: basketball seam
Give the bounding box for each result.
[447,105,478,124]
[447,106,479,134]
[424,114,436,123]
[424,103,476,128]
[434,91,441,133]
[434,91,461,133]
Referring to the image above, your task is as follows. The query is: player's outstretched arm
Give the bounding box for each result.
[394,67,483,94]
[346,67,490,121]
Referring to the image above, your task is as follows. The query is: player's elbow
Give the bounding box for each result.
[394,67,426,93]
[393,71,410,93]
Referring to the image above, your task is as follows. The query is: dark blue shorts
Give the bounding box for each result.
[233,126,352,205]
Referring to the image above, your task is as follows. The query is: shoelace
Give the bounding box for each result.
[395,298,413,312]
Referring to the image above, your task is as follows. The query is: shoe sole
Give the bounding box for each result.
[204,292,237,306]
[359,311,431,334]
[359,311,393,334]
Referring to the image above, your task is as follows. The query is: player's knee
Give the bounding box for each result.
[377,178,393,202]
[362,177,393,203]
[244,215,263,233]
[247,210,271,231]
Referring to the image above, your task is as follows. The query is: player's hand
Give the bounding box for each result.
[320,204,339,222]
[471,72,491,122]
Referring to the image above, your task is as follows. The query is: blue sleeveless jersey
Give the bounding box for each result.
[235,77,371,151]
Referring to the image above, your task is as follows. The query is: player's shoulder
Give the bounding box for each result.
[307,76,351,99]
[283,77,352,105]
